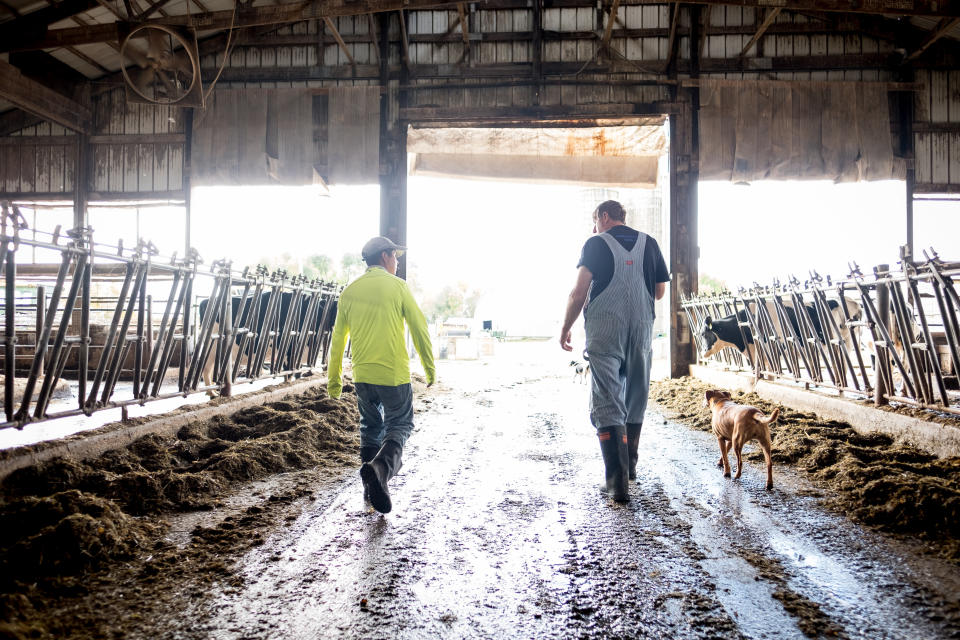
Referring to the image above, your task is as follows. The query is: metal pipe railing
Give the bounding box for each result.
[682,250,960,415]
[0,202,342,432]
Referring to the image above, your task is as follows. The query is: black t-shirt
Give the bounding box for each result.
[577,225,671,305]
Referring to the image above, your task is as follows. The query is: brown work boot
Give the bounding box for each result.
[626,422,642,480]
[359,440,404,514]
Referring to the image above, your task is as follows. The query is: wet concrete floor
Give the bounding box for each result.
[169,347,959,639]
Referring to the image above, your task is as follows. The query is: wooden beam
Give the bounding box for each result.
[0,109,44,136]
[456,3,470,64]
[739,7,781,57]
[368,14,380,66]
[600,0,621,56]
[324,17,356,68]
[683,0,960,18]
[698,5,711,59]
[664,2,680,69]
[398,10,411,72]
[138,0,177,20]
[0,0,98,46]
[202,49,899,83]
[3,0,470,51]
[0,59,91,133]
[907,17,960,61]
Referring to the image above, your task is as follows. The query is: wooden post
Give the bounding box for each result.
[379,12,408,280]
[669,5,700,378]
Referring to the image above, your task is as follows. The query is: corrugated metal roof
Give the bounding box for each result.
[909,15,960,42]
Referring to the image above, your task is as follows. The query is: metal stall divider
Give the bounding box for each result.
[0,217,342,432]
[682,255,960,415]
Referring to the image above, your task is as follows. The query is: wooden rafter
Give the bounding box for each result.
[368,14,380,65]
[739,7,781,57]
[398,9,411,71]
[137,0,176,20]
[685,0,960,18]
[699,5,711,59]
[2,0,470,51]
[435,13,462,46]
[323,17,355,69]
[907,17,960,61]
[0,0,98,43]
[0,58,91,133]
[456,3,470,64]
[600,0,621,56]
[664,1,680,69]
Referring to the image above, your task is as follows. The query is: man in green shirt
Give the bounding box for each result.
[327,236,435,514]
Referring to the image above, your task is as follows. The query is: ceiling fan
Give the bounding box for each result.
[120,23,203,107]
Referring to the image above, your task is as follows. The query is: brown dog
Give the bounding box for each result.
[704,390,779,490]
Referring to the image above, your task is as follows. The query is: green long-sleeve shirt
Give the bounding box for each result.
[327,266,435,399]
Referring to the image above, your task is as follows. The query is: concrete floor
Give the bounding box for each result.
[143,342,960,639]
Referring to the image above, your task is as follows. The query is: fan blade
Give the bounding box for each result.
[135,67,156,93]
[146,29,173,63]
[156,69,178,97]
[124,42,152,69]
[168,50,195,76]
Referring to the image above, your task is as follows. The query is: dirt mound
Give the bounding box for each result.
[651,377,960,559]
[0,383,360,590]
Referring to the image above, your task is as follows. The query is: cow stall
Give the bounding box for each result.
[0,203,341,434]
[683,251,960,418]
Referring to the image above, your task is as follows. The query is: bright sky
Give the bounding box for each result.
[698,180,960,291]
[191,184,380,267]
[407,176,599,335]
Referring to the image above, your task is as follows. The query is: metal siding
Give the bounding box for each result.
[931,71,949,122]
[123,143,138,192]
[950,71,960,122]
[19,144,35,192]
[93,143,109,192]
[915,69,932,122]
[932,133,950,184]
[138,143,154,191]
[3,145,19,192]
[950,133,960,185]
[108,144,123,192]
[34,144,50,193]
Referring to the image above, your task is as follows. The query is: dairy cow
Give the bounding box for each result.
[197,290,337,391]
[700,298,860,364]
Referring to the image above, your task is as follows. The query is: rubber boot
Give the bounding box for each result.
[626,422,642,481]
[360,440,404,514]
[597,426,629,503]
[359,445,379,502]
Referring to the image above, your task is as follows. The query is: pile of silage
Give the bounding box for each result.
[0,383,360,586]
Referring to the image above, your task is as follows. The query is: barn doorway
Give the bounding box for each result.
[405,120,671,382]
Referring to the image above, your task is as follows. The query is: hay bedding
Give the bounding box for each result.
[651,378,960,560]
[0,383,361,592]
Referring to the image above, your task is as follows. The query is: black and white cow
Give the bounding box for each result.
[700,297,860,364]
[197,290,337,391]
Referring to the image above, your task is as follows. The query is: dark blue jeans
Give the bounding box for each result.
[355,382,415,450]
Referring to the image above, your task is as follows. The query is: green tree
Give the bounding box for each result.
[303,254,335,281]
[340,253,366,284]
[422,281,483,322]
[698,273,728,295]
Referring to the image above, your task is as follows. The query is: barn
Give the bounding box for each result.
[1,1,959,637]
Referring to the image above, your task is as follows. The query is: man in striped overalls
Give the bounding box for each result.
[560,200,670,502]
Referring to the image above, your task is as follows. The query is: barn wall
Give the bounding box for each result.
[913,70,960,193]
[0,88,187,201]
